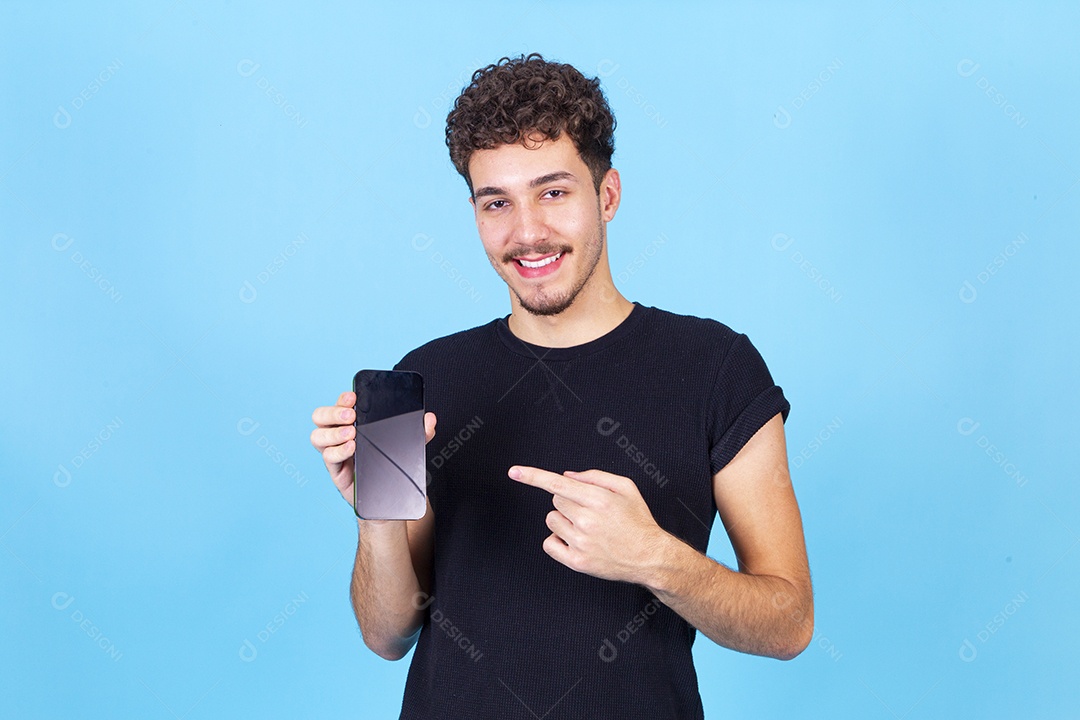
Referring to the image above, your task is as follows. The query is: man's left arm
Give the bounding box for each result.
[509,412,813,661]
[645,412,812,660]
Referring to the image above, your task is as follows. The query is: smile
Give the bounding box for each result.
[517,252,562,268]
[512,251,566,279]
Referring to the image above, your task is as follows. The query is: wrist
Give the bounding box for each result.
[636,530,688,595]
[356,517,408,540]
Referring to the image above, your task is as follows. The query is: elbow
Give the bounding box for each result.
[365,637,407,661]
[361,625,420,662]
[768,624,812,661]
[371,645,410,662]
[775,630,811,661]
[776,602,814,661]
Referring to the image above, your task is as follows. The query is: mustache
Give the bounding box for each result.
[502,244,571,263]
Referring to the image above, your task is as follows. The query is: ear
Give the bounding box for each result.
[599,168,621,222]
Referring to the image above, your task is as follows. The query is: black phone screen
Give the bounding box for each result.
[352,370,426,520]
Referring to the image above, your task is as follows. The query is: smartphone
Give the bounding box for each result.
[352,369,427,520]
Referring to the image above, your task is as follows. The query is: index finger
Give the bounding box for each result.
[509,465,596,505]
[311,392,356,428]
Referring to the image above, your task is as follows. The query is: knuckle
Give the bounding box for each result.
[334,445,351,464]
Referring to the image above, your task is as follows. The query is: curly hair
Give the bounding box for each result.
[446,53,616,195]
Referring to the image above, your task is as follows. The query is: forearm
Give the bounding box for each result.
[350,519,424,660]
[640,534,813,660]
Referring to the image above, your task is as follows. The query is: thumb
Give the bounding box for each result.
[424,412,437,444]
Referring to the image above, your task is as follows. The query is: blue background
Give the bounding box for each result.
[3,1,1077,717]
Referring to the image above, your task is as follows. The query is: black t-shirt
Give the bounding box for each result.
[393,302,790,719]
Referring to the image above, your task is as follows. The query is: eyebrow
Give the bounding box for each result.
[473,171,579,200]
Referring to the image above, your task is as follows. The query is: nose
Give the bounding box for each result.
[512,201,548,247]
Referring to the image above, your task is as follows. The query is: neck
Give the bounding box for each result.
[507,275,634,348]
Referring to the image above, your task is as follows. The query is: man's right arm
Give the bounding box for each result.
[311,392,436,660]
[350,500,435,660]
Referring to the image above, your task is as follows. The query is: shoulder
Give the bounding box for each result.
[637,305,782,393]
[393,318,501,371]
[638,304,744,356]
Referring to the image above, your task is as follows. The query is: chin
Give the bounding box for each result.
[520,300,575,317]
[515,289,578,317]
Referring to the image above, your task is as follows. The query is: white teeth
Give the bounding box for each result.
[518,252,562,269]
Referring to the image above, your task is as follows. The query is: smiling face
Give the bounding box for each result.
[468,134,620,317]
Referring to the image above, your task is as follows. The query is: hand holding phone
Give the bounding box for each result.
[352,370,427,520]
[309,391,436,514]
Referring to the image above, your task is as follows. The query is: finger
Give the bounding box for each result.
[310,424,354,451]
[312,403,355,428]
[425,412,437,444]
[546,510,579,545]
[542,532,577,569]
[337,391,356,407]
[564,468,633,494]
[508,466,596,505]
[551,493,584,517]
[322,439,354,465]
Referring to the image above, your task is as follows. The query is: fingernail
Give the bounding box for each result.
[507,467,521,479]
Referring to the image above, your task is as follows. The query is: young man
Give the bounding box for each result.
[310,53,812,719]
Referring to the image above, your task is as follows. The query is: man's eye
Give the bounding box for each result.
[545,189,564,199]
[487,200,508,210]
